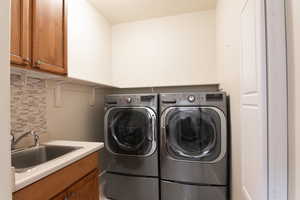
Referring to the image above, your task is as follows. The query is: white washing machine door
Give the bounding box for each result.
[105,107,157,157]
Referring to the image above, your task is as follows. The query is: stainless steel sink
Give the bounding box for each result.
[12,145,81,172]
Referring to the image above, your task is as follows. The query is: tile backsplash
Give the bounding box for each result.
[11,74,47,137]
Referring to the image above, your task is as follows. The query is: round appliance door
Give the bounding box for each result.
[105,107,157,156]
[162,107,226,162]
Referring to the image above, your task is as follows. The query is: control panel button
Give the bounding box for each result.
[127,97,132,103]
[188,95,195,102]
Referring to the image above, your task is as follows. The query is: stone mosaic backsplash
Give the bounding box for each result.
[11,74,47,137]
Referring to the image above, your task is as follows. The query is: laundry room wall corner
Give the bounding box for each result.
[0,0,12,198]
[286,0,300,199]
[216,0,243,200]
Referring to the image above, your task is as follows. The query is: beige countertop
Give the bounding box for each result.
[13,140,104,192]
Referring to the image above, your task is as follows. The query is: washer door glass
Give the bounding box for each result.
[165,107,222,161]
[106,108,156,156]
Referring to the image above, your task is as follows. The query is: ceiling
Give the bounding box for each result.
[88,0,217,25]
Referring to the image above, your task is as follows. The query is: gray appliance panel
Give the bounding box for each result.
[104,93,159,177]
[105,149,158,176]
[105,93,158,112]
[161,180,228,200]
[103,173,159,200]
[159,92,228,185]
[160,153,228,185]
[160,92,227,114]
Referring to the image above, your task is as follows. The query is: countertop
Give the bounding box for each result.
[13,140,104,192]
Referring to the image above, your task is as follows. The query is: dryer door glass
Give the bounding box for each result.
[165,107,222,161]
[106,108,156,156]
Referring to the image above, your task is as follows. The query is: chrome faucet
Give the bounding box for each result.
[11,130,40,150]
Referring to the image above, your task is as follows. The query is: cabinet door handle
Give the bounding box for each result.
[67,192,76,198]
[64,197,68,200]
[69,192,76,197]
[34,60,42,68]
[22,58,31,65]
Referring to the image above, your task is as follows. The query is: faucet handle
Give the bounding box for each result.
[32,131,40,147]
[10,131,15,150]
[10,130,15,139]
[10,130,15,145]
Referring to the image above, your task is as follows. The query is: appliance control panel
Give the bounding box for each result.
[159,92,227,114]
[160,92,226,107]
[105,94,158,109]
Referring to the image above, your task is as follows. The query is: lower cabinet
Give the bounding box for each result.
[52,170,99,200]
[51,192,67,200]
[14,152,100,200]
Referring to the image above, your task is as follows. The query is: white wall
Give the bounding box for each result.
[286,0,300,199]
[112,11,217,88]
[46,82,109,171]
[68,0,112,86]
[216,0,243,200]
[46,83,107,143]
[0,0,12,199]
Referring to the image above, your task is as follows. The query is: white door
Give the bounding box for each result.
[240,0,268,200]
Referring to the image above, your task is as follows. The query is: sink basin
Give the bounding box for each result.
[12,145,81,172]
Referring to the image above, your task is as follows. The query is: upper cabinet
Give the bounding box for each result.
[10,0,68,75]
[10,0,112,86]
[32,0,67,74]
[10,0,31,67]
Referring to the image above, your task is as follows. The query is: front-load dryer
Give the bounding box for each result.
[103,94,159,200]
[159,92,229,200]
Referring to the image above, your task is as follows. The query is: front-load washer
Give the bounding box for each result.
[103,94,159,200]
[159,92,229,200]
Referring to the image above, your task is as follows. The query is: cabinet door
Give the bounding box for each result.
[32,0,67,75]
[11,0,31,66]
[51,192,67,200]
[68,170,99,200]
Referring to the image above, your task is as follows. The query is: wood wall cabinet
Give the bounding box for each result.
[32,0,68,74]
[10,0,68,75]
[10,0,32,67]
[13,152,100,200]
